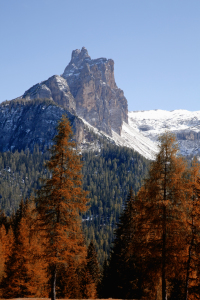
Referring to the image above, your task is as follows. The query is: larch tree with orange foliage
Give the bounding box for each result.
[35,115,89,300]
[184,158,200,300]
[0,223,14,295]
[1,199,48,298]
[131,133,191,300]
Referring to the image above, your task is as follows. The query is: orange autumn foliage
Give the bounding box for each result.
[35,115,90,300]
[183,158,200,300]
[0,225,14,285]
[1,200,48,298]
[128,133,194,299]
[0,116,95,299]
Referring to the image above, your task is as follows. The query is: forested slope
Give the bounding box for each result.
[0,143,149,263]
[82,143,149,263]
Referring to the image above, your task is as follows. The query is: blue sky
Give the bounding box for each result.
[0,0,199,111]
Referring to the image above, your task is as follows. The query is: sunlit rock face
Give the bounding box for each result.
[62,47,128,135]
[21,47,128,136]
[22,75,76,114]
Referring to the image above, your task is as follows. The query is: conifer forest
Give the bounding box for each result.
[1,116,200,300]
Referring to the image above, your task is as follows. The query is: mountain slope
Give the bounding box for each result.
[129,109,200,157]
[0,142,149,264]
[0,98,85,152]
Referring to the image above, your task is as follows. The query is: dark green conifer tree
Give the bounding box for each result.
[98,259,109,298]
[106,188,143,299]
[86,240,101,293]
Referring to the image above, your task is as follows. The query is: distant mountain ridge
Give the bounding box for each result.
[129,109,200,157]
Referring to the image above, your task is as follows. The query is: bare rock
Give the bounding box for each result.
[22,75,76,114]
[62,47,128,135]
[12,47,128,138]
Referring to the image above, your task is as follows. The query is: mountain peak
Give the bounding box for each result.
[17,47,128,136]
[71,47,91,62]
[61,48,128,135]
[62,47,110,79]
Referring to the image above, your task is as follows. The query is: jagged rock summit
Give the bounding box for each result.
[22,47,128,136]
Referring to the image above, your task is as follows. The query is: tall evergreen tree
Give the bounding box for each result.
[86,241,101,285]
[98,259,109,298]
[106,188,143,299]
[35,115,89,300]
[86,240,101,296]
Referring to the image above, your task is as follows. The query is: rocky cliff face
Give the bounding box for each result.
[62,47,128,135]
[22,47,128,136]
[0,99,85,152]
[22,75,76,114]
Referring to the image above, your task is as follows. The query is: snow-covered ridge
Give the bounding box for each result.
[128,109,200,157]
[79,117,158,160]
[80,108,200,160]
[113,122,158,160]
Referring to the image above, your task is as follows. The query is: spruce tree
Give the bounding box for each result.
[86,241,101,286]
[106,188,142,299]
[98,259,109,298]
[35,115,89,300]
[86,240,100,296]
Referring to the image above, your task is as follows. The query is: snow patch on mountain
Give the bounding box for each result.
[79,117,158,160]
[113,122,158,160]
[128,109,200,157]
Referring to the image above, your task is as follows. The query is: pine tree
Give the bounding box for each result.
[35,115,89,300]
[86,240,100,296]
[98,258,109,298]
[106,188,143,299]
[86,241,101,285]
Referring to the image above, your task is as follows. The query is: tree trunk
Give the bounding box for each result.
[162,162,167,300]
[51,264,57,300]
[184,217,194,300]
[162,205,167,300]
[185,246,192,300]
